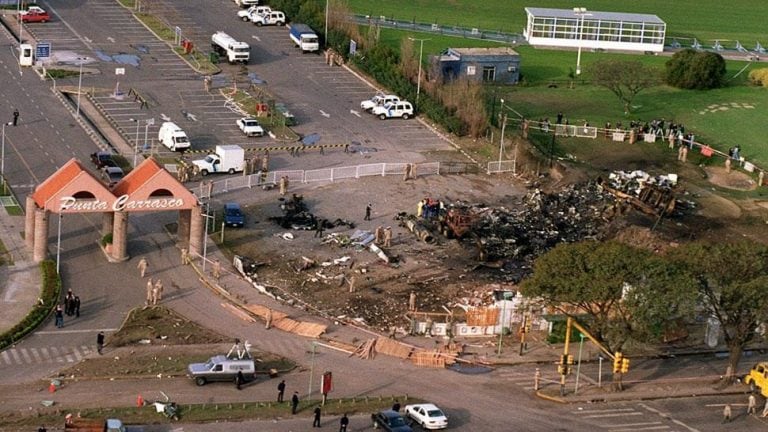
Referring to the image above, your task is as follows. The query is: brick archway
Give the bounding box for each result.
[27,158,204,263]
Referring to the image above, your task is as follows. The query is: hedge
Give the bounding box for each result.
[0,260,61,350]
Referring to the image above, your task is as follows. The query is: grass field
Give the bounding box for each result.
[349,0,767,46]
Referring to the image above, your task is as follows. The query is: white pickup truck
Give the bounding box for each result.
[361,94,400,112]
[373,101,414,120]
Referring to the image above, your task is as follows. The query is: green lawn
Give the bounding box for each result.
[349,0,767,46]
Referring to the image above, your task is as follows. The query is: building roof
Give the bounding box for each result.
[524,7,665,24]
[31,159,116,212]
[449,47,519,56]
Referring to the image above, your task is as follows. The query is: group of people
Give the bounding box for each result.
[723,393,768,422]
[417,198,443,219]
[55,290,82,328]
[137,257,167,306]
[374,225,392,247]
[275,380,350,430]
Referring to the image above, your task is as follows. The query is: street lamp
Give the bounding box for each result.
[573,7,590,76]
[324,0,329,48]
[129,118,141,166]
[498,99,506,169]
[75,57,88,118]
[56,214,63,274]
[408,37,430,105]
[1,122,12,195]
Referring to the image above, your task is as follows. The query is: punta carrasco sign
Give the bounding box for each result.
[59,195,186,212]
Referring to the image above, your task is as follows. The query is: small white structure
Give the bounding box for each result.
[524,7,666,53]
[19,43,34,66]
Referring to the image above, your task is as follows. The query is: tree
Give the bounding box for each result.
[669,241,768,383]
[521,241,695,353]
[665,49,726,89]
[587,60,658,114]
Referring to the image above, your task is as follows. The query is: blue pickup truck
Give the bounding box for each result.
[224,203,245,227]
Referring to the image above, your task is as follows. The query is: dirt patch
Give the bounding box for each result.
[704,166,757,191]
[108,306,229,347]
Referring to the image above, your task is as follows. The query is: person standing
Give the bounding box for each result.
[339,413,349,432]
[154,279,164,302]
[37,426,47,432]
[277,380,286,402]
[291,392,299,414]
[181,247,190,265]
[313,406,321,427]
[748,393,757,415]
[145,278,154,306]
[314,219,325,238]
[383,227,392,247]
[723,403,732,423]
[374,226,383,245]
[12,109,19,126]
[96,331,105,355]
[392,400,401,412]
[74,296,81,318]
[137,257,148,278]
[64,290,74,316]
[235,370,244,390]
[364,203,372,221]
[55,305,64,328]
[409,291,416,312]
[212,258,221,281]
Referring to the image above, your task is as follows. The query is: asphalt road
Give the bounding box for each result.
[1,2,767,432]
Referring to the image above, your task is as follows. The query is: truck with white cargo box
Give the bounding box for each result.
[158,122,191,151]
[211,31,250,64]
[192,145,245,176]
[289,24,319,52]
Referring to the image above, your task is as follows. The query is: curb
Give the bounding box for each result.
[536,386,748,404]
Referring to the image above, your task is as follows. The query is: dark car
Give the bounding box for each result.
[101,167,124,188]
[372,410,413,432]
[224,203,245,227]
[90,151,116,169]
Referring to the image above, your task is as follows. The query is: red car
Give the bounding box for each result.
[20,8,51,23]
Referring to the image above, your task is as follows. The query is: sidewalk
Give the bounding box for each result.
[0,206,41,336]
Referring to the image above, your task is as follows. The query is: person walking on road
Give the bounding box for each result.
[748,393,757,415]
[137,257,148,278]
[723,404,732,423]
[339,413,349,432]
[313,406,321,427]
[277,380,286,402]
[145,278,154,306]
[54,305,64,328]
[97,331,105,355]
[12,108,19,126]
[364,203,372,221]
[291,392,299,414]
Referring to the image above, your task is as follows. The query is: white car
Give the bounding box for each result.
[237,5,271,21]
[373,101,414,120]
[404,403,448,430]
[252,11,285,26]
[234,0,259,7]
[236,118,265,137]
[361,94,400,112]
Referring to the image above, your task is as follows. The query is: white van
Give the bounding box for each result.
[158,122,191,151]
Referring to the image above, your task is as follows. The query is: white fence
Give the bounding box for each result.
[487,160,516,174]
[197,162,444,199]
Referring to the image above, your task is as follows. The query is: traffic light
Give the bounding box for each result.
[621,358,630,374]
[613,352,623,373]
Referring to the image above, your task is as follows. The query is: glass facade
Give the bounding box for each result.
[529,16,664,45]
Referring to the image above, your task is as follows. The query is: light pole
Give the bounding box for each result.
[56,214,63,274]
[408,37,430,105]
[1,122,12,194]
[201,202,214,273]
[573,7,590,75]
[130,118,141,166]
[17,0,23,43]
[498,98,506,168]
[75,57,88,118]
[324,0,329,48]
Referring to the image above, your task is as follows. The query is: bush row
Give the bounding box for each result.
[0,260,61,350]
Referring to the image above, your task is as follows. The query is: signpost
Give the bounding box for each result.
[35,42,51,60]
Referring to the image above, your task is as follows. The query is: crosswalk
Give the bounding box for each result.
[0,345,95,366]
[495,367,560,391]
[573,406,680,432]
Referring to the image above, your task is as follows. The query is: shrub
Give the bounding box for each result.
[748,68,768,87]
[665,49,726,89]
[101,233,113,246]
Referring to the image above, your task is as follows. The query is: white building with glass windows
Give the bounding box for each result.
[523,7,666,53]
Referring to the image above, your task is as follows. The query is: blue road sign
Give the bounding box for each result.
[36,42,51,59]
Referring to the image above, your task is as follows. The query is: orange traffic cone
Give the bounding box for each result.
[136,394,144,407]
[48,382,56,393]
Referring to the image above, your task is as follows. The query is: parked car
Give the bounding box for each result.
[101,167,124,188]
[234,0,259,7]
[90,151,116,169]
[744,362,768,396]
[361,94,400,112]
[252,11,286,26]
[371,410,412,432]
[404,403,448,430]
[236,117,265,137]
[20,7,50,23]
[224,203,245,227]
[237,5,271,21]
[373,101,414,120]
